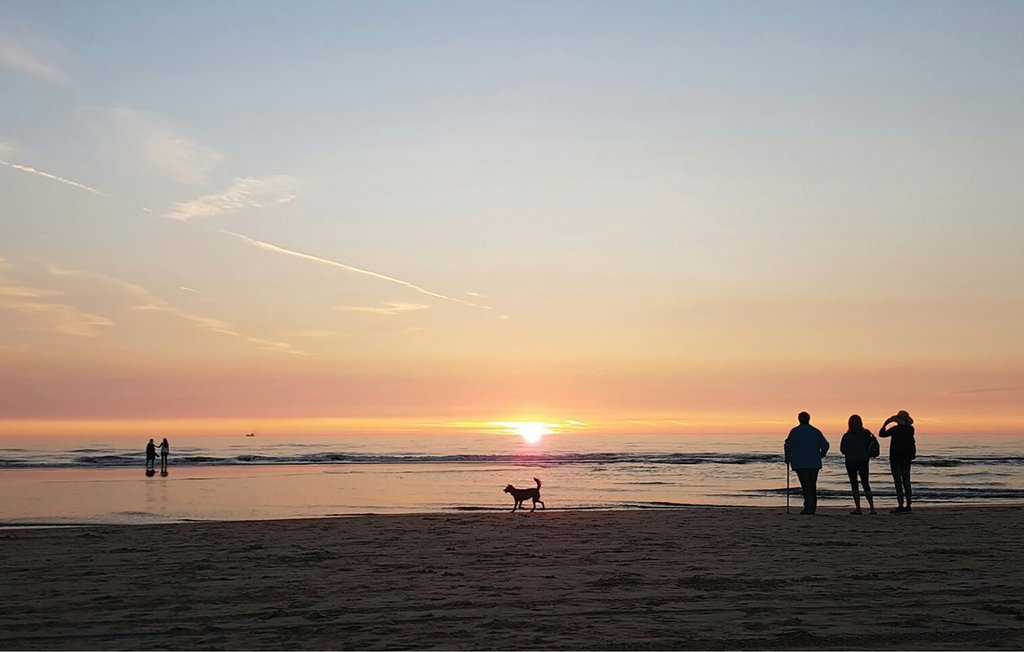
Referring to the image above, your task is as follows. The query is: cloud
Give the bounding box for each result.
[285,330,350,338]
[0,141,14,157]
[0,264,112,338]
[946,387,1018,396]
[222,230,492,310]
[165,176,299,220]
[0,284,63,299]
[335,302,430,316]
[0,301,113,337]
[108,108,224,185]
[0,261,112,337]
[48,265,303,355]
[0,23,68,85]
[0,159,106,196]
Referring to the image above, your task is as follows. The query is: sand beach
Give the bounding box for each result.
[2,506,1023,650]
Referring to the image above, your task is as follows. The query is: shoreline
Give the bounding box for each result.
[5,448,1024,524]
[2,506,1023,649]
[3,501,1020,529]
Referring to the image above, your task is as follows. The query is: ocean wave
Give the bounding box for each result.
[754,486,1024,501]
[0,451,780,468]
[914,456,1024,467]
[74,455,136,465]
[2,450,1023,470]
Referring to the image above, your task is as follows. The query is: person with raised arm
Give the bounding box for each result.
[159,438,170,474]
[880,410,917,513]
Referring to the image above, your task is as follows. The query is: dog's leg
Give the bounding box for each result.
[530,498,536,512]
[539,500,545,510]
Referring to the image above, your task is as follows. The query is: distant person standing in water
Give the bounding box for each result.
[145,438,157,473]
[840,415,877,515]
[880,410,917,513]
[784,412,830,515]
[159,438,170,473]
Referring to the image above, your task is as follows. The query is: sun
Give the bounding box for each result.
[513,422,552,444]
[489,420,556,443]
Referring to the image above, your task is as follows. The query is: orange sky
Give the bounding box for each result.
[2,4,1023,437]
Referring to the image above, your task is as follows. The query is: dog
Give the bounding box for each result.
[503,477,545,512]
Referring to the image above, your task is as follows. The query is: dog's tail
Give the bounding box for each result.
[534,477,542,489]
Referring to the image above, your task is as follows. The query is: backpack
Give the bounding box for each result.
[867,433,881,459]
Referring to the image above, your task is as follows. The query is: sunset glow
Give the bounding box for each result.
[511,423,553,444]
[1,4,1022,438]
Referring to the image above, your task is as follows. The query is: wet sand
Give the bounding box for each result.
[1,506,1023,650]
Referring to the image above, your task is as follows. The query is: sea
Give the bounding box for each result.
[1,432,1022,525]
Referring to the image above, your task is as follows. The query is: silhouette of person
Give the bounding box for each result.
[145,438,157,474]
[784,411,830,515]
[879,410,916,513]
[159,438,169,473]
[840,414,876,515]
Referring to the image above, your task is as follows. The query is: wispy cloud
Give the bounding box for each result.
[0,22,68,85]
[946,387,1018,396]
[178,286,200,293]
[335,302,430,316]
[0,284,63,299]
[0,159,105,196]
[108,108,224,185]
[48,265,303,355]
[1,301,113,337]
[285,330,350,338]
[0,141,14,158]
[165,176,299,220]
[0,263,112,338]
[222,230,492,310]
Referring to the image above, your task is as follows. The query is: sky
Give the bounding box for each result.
[1,1,1023,437]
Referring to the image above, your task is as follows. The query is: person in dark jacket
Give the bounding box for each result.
[145,438,157,473]
[879,410,917,513]
[784,412,830,515]
[840,414,877,515]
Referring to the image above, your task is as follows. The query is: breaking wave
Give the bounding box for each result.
[2,450,1022,470]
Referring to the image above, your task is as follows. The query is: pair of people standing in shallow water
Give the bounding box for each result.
[784,410,916,515]
[145,438,170,474]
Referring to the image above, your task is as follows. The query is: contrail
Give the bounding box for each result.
[221,230,492,310]
[0,159,106,196]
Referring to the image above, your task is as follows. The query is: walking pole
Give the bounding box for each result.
[786,461,791,514]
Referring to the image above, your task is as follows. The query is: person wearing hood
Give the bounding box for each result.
[879,410,917,513]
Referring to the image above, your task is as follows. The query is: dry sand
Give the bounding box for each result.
[2,506,1023,650]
